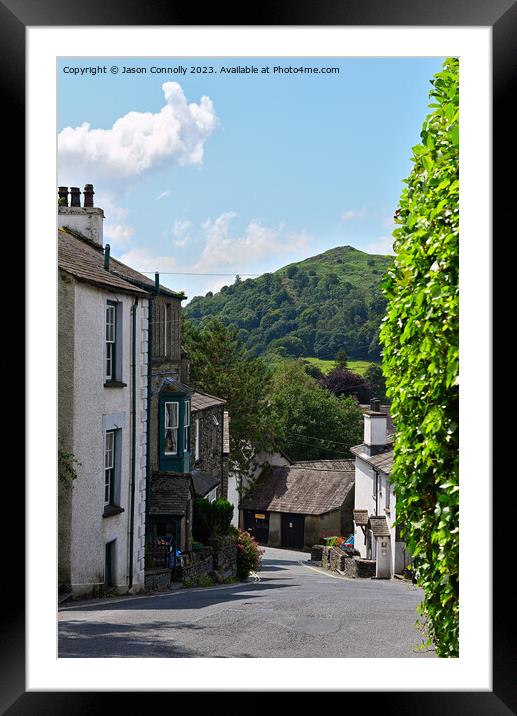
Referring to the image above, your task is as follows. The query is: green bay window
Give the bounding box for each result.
[164,401,179,455]
[159,385,191,472]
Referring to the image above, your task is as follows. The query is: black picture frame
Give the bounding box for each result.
[10,0,512,712]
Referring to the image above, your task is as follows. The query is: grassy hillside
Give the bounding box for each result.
[303,357,373,376]
[184,245,392,360]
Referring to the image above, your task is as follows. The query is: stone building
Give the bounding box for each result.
[191,391,230,501]
[239,460,355,550]
[58,185,150,598]
[58,184,229,596]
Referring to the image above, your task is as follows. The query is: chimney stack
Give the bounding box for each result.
[69,187,81,207]
[58,187,69,206]
[363,397,387,456]
[57,183,104,246]
[83,183,94,207]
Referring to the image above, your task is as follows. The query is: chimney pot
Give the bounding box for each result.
[370,398,381,412]
[83,184,94,207]
[58,186,69,207]
[70,187,81,207]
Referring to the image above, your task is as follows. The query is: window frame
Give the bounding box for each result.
[104,430,116,506]
[164,401,179,456]
[194,417,200,461]
[105,302,116,381]
[184,401,191,453]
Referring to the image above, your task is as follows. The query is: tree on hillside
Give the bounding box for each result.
[380,58,459,657]
[335,349,348,369]
[320,367,372,405]
[364,363,387,403]
[182,317,276,476]
[269,360,363,461]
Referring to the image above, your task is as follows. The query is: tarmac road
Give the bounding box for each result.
[58,546,435,658]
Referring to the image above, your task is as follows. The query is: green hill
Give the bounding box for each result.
[183,245,392,360]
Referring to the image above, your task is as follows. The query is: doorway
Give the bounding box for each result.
[281,513,305,549]
[243,510,270,544]
[104,540,116,589]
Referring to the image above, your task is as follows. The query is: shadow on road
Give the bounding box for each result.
[59,620,205,658]
[59,580,294,614]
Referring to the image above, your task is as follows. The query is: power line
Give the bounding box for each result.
[284,437,350,457]
[285,431,354,447]
[137,271,260,277]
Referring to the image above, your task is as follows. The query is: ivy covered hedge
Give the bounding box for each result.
[380,58,459,657]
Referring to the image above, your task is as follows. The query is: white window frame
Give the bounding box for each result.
[104,430,115,505]
[164,401,179,455]
[195,417,200,461]
[184,401,191,453]
[105,303,116,380]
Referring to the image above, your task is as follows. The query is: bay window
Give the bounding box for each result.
[164,402,179,455]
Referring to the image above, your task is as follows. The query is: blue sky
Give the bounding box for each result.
[58,56,444,300]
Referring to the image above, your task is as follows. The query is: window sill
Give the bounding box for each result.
[104,380,127,389]
[103,505,125,518]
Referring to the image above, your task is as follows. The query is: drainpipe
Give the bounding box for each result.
[220,407,224,500]
[145,298,154,547]
[128,296,138,590]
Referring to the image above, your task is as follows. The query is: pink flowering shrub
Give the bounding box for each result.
[235,529,264,580]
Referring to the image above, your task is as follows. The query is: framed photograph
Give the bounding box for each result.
[11,0,511,709]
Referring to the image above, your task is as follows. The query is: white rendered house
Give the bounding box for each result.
[351,400,410,578]
[58,184,149,597]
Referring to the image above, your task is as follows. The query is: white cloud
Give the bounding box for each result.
[341,207,366,223]
[195,212,312,272]
[104,223,134,248]
[365,236,395,256]
[58,82,218,182]
[155,190,171,201]
[117,247,177,274]
[172,218,192,247]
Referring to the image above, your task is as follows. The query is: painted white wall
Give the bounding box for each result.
[69,282,148,595]
[364,413,387,448]
[58,206,104,246]
[353,452,404,576]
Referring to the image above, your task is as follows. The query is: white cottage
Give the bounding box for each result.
[351,400,410,578]
[58,184,150,598]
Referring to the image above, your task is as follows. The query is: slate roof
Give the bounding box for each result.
[149,474,192,515]
[191,390,226,412]
[223,411,230,454]
[240,463,355,516]
[293,459,355,471]
[191,470,220,498]
[350,438,394,476]
[353,509,369,526]
[368,515,391,537]
[58,227,184,298]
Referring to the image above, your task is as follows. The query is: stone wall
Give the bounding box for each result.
[191,405,226,498]
[320,546,376,579]
[172,546,214,584]
[208,535,237,580]
[170,535,238,585]
[145,568,171,591]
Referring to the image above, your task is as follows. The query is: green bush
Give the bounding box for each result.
[192,497,235,544]
[235,529,264,580]
[379,58,459,657]
[192,497,213,543]
[211,499,234,535]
